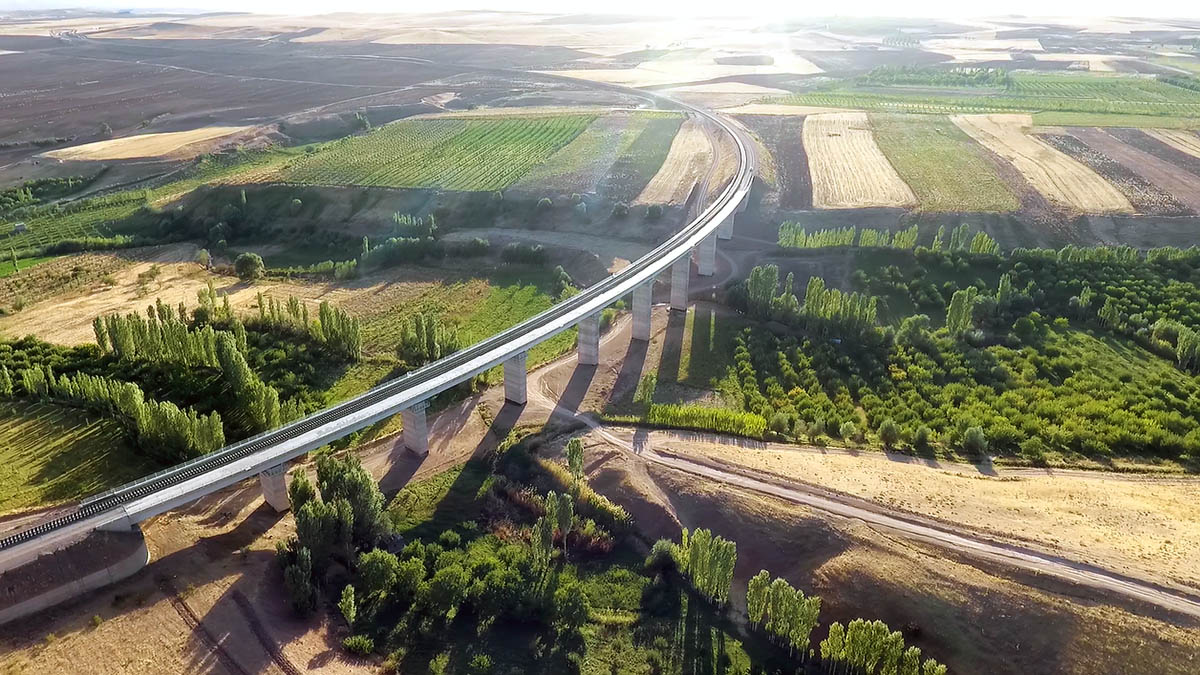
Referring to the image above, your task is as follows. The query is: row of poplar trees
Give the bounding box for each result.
[93,299,246,368]
[396,313,461,367]
[680,527,737,606]
[255,292,362,362]
[15,364,223,461]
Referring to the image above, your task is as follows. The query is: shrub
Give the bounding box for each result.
[612,202,629,218]
[438,530,462,549]
[839,421,857,444]
[1019,436,1048,463]
[234,252,265,280]
[878,418,901,449]
[91,614,103,628]
[914,425,932,449]
[469,654,493,674]
[644,403,767,439]
[343,635,374,656]
[646,204,664,221]
[963,426,988,454]
[645,539,678,574]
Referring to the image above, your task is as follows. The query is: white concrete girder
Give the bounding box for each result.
[717,213,733,240]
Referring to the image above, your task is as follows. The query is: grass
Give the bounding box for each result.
[277,116,596,191]
[869,113,1020,212]
[1152,55,1200,75]
[388,460,491,538]
[0,255,58,278]
[0,401,154,514]
[512,113,667,193]
[677,306,748,386]
[1030,111,1200,129]
[599,115,686,201]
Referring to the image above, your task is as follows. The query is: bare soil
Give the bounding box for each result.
[1108,127,1200,178]
[737,114,813,209]
[1069,127,1200,214]
[43,126,255,161]
[1038,132,1192,215]
[633,118,711,205]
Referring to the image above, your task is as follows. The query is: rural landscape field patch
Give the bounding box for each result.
[1144,129,1200,159]
[1065,127,1200,214]
[510,112,667,194]
[951,114,1132,214]
[42,126,252,161]
[1038,132,1192,215]
[803,112,915,209]
[869,113,1019,212]
[278,115,594,191]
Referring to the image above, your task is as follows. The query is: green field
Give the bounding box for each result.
[511,113,676,194]
[1031,111,1200,129]
[1152,55,1200,75]
[598,115,686,200]
[278,116,595,191]
[0,401,153,514]
[779,73,1200,123]
[0,255,57,278]
[869,113,1020,212]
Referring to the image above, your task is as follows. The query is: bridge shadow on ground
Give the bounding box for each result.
[609,336,648,410]
[554,363,595,417]
[657,308,687,389]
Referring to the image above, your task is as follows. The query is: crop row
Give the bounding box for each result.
[277,116,595,191]
[783,90,1200,117]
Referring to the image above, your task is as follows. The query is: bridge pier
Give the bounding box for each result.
[717,213,734,240]
[504,352,528,405]
[258,463,290,512]
[670,257,689,311]
[402,401,430,457]
[696,233,716,277]
[577,312,601,365]
[632,282,653,341]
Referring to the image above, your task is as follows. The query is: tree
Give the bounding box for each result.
[316,454,388,548]
[646,204,664,221]
[553,491,574,561]
[234,252,265,280]
[357,549,401,597]
[0,366,12,397]
[338,584,357,627]
[963,426,987,454]
[565,438,584,492]
[879,418,900,449]
[283,547,317,616]
[552,578,590,636]
[195,248,211,269]
[288,470,316,513]
[746,570,770,627]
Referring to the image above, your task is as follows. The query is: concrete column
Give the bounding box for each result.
[258,463,290,512]
[504,352,528,405]
[717,213,734,240]
[577,313,600,366]
[402,401,430,457]
[632,281,653,341]
[696,233,717,277]
[670,257,689,311]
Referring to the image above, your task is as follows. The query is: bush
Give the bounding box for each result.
[963,426,988,455]
[343,635,374,656]
[469,654,493,674]
[646,204,664,221]
[839,421,857,444]
[643,403,767,438]
[914,425,932,449]
[612,202,629,218]
[645,539,678,574]
[878,418,901,449]
[234,252,265,280]
[1019,436,1048,463]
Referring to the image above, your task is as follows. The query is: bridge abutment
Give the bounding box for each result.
[632,282,653,341]
[577,313,601,365]
[697,233,716,276]
[504,352,528,405]
[670,257,689,311]
[402,401,430,456]
[258,463,290,512]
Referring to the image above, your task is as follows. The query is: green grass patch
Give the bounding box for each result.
[0,255,58,278]
[678,306,749,386]
[0,401,154,514]
[387,460,491,538]
[1030,111,1200,129]
[869,113,1019,212]
[512,113,659,193]
[1153,55,1200,75]
[278,116,595,191]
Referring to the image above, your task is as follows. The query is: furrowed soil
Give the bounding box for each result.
[803,112,916,209]
[633,118,711,205]
[737,114,812,209]
[1068,127,1200,214]
[1038,132,1192,215]
[951,114,1133,214]
[1109,127,1200,178]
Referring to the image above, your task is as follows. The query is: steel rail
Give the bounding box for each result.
[0,80,753,554]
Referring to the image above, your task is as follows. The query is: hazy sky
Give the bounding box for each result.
[2,0,1198,19]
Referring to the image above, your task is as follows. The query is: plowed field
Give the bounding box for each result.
[1038,132,1192,215]
[1067,127,1200,214]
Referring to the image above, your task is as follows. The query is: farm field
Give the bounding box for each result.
[509,112,666,194]
[869,113,1019,212]
[1066,127,1200,214]
[42,126,252,161]
[1032,112,1200,129]
[0,401,152,514]
[1037,132,1192,215]
[802,112,915,209]
[951,114,1133,214]
[780,73,1200,120]
[276,116,594,191]
[1145,128,1200,158]
[1106,127,1200,181]
[736,114,812,209]
[598,114,686,203]
[0,255,57,279]
[631,118,710,205]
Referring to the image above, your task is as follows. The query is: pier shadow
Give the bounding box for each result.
[555,362,595,417]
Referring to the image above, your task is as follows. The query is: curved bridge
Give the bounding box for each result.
[0,84,754,568]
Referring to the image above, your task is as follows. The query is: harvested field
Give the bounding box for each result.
[416,105,614,119]
[1067,127,1200,214]
[951,114,1133,214]
[738,114,812,209]
[510,112,656,194]
[706,124,740,203]
[870,113,1019,212]
[1038,132,1192,215]
[632,118,711,205]
[803,112,915,209]
[720,103,852,116]
[1110,127,1200,178]
[1145,129,1200,158]
[41,126,252,161]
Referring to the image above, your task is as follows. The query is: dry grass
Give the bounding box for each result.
[42,126,252,161]
[663,442,1200,591]
[951,114,1133,213]
[633,118,711,205]
[1145,128,1200,158]
[803,112,916,209]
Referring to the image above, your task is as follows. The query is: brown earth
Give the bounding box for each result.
[1038,132,1192,215]
[42,126,255,161]
[1068,127,1200,214]
[1108,127,1200,178]
[633,118,712,205]
[737,114,813,209]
